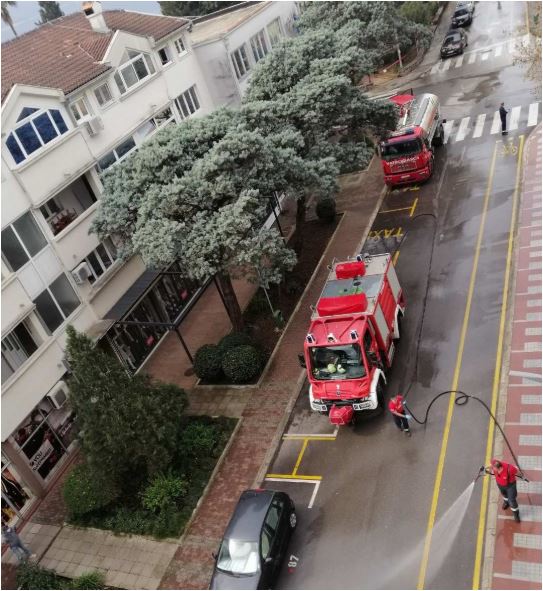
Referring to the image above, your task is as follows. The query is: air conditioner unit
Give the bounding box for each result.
[72,262,91,285]
[46,381,69,410]
[84,115,103,136]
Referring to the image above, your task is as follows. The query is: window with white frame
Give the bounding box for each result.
[5,107,69,165]
[69,98,91,122]
[174,36,186,56]
[157,46,172,66]
[250,30,269,63]
[39,198,62,221]
[134,106,176,142]
[267,18,283,47]
[94,83,113,107]
[83,238,118,284]
[114,50,156,95]
[1,319,40,383]
[1,212,47,272]
[231,45,250,80]
[97,136,137,172]
[33,273,80,334]
[175,87,200,120]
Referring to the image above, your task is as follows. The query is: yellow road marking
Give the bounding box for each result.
[265,473,322,481]
[417,142,500,589]
[472,135,525,589]
[392,251,400,266]
[410,197,419,217]
[292,439,308,476]
[283,435,337,441]
[380,205,413,214]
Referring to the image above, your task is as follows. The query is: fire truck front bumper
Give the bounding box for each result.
[309,386,378,413]
[385,166,432,187]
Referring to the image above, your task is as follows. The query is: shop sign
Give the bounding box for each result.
[29,440,54,472]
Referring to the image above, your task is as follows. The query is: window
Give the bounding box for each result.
[175,87,200,120]
[250,30,269,63]
[97,136,136,171]
[94,83,113,107]
[1,212,47,272]
[158,47,171,66]
[174,36,186,55]
[5,108,69,165]
[39,198,61,221]
[1,320,39,383]
[231,45,250,79]
[309,344,366,380]
[267,18,283,47]
[69,98,90,122]
[265,499,283,532]
[114,50,155,94]
[84,238,118,284]
[33,273,79,334]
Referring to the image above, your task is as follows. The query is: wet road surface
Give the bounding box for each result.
[266,2,539,589]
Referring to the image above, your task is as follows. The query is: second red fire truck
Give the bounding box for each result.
[300,253,405,426]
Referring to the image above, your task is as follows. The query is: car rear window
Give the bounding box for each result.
[455,8,469,16]
[445,34,461,44]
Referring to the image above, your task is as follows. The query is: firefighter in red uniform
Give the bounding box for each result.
[388,394,411,436]
[485,459,523,522]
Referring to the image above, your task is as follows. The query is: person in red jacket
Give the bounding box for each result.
[388,394,411,436]
[485,459,522,522]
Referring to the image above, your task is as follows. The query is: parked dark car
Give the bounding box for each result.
[451,5,473,27]
[210,489,297,590]
[440,29,468,58]
[456,1,475,14]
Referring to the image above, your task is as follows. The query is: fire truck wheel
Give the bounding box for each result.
[377,382,385,408]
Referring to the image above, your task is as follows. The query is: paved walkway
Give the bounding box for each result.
[486,126,542,589]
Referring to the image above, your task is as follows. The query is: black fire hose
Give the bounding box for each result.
[404,390,530,484]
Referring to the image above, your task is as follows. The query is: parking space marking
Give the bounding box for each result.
[266,473,322,481]
[264,477,321,509]
[393,251,400,265]
[369,227,404,239]
[292,439,309,475]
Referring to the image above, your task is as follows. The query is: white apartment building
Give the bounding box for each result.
[1,1,298,526]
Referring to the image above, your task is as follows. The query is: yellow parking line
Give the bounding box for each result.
[472,135,525,589]
[283,435,337,441]
[410,197,419,217]
[417,142,499,589]
[265,473,322,481]
[392,251,400,266]
[292,439,308,476]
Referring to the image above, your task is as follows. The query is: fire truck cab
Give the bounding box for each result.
[379,93,445,187]
[301,253,405,426]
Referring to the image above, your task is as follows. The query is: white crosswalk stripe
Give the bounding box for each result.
[509,105,522,131]
[481,51,490,62]
[494,45,503,58]
[468,52,477,65]
[441,103,541,144]
[490,110,502,134]
[473,113,486,138]
[430,62,441,74]
[442,59,451,72]
[528,102,539,127]
[454,55,464,68]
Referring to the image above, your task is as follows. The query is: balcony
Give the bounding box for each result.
[40,174,98,237]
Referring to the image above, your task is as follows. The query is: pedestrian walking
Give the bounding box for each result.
[499,102,508,135]
[485,459,524,522]
[1,525,33,562]
[388,394,411,436]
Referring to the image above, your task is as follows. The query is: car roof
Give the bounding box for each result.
[223,490,276,541]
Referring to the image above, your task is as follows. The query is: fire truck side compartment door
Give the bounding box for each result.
[374,304,389,348]
[387,265,401,301]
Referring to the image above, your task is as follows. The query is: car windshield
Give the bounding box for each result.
[381,138,422,161]
[309,344,366,380]
[217,539,259,576]
[454,8,468,16]
[444,34,461,44]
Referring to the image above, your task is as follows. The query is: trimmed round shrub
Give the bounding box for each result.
[141,472,188,514]
[222,345,262,384]
[194,344,223,381]
[316,198,337,223]
[218,332,252,357]
[63,464,119,518]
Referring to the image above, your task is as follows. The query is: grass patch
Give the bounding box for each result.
[69,416,237,539]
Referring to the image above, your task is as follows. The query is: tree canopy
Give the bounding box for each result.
[36,1,63,25]
[159,1,238,18]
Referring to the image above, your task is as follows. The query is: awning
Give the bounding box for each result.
[104,269,160,321]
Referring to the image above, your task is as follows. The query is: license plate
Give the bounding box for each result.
[353,401,373,410]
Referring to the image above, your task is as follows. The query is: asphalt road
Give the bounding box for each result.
[266,2,539,589]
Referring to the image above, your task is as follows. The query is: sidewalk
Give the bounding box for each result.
[484,125,542,589]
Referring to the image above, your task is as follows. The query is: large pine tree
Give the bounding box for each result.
[35,1,64,25]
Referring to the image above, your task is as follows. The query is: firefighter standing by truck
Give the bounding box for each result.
[388,394,411,437]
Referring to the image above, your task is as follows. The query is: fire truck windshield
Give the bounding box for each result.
[309,344,365,380]
[381,138,422,161]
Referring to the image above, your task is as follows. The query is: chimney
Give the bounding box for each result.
[82,1,110,34]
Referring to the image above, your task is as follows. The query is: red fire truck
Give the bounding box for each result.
[300,253,405,426]
[379,93,445,187]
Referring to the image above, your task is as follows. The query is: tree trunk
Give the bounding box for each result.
[293,194,306,256]
[217,273,244,331]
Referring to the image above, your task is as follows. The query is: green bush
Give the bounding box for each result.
[16,563,67,590]
[194,344,223,381]
[63,464,119,518]
[141,472,188,514]
[316,198,337,223]
[217,332,252,357]
[72,571,106,590]
[400,1,438,25]
[179,422,218,459]
[222,345,262,384]
[245,290,270,317]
